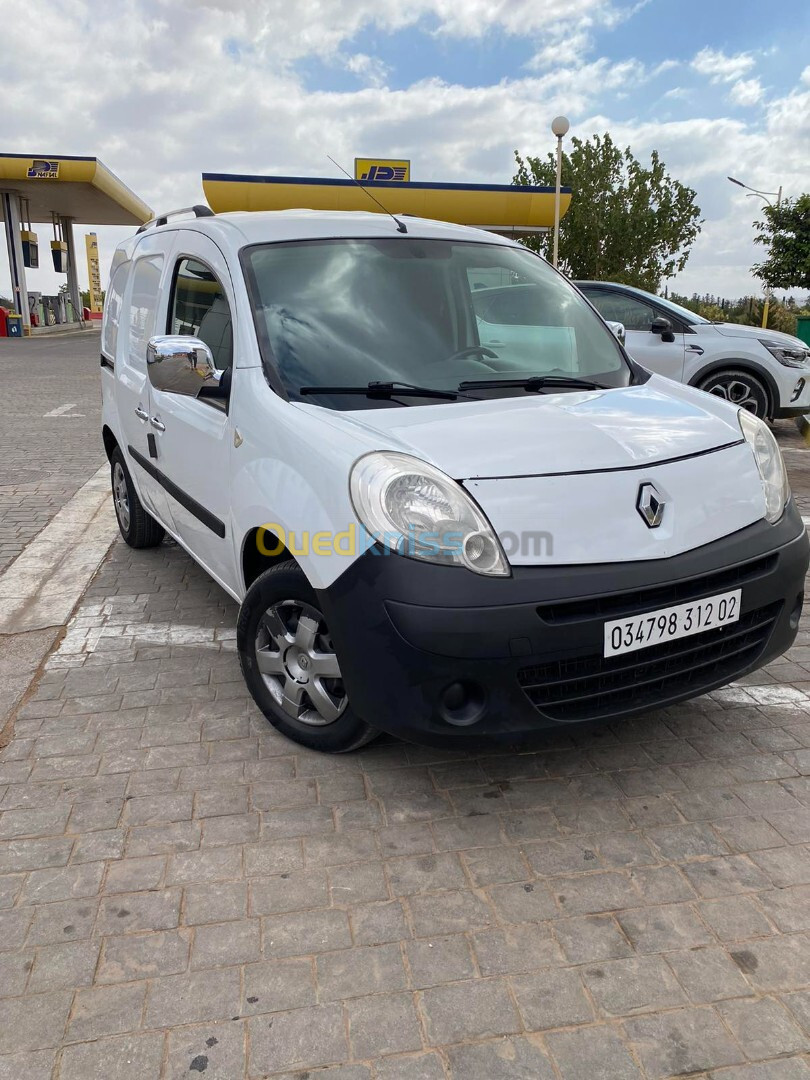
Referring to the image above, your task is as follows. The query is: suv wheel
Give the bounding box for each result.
[697,369,770,419]
[110,448,165,548]
[238,561,378,753]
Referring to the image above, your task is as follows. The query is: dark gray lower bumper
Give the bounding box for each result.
[318,504,809,747]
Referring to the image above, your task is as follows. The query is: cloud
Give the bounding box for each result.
[728,77,764,107]
[344,53,390,88]
[0,0,807,305]
[691,47,755,84]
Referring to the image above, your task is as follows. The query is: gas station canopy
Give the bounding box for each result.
[1,153,152,333]
[202,173,571,235]
[0,154,151,226]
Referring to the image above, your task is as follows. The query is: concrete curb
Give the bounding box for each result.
[0,464,117,634]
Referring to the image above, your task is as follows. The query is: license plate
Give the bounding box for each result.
[604,588,742,658]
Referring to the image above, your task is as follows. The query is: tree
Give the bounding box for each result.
[752,194,810,291]
[669,291,810,337]
[513,133,702,292]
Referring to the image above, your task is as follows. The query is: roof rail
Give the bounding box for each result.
[136,204,215,234]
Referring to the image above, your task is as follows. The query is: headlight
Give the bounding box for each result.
[759,338,809,368]
[738,410,790,523]
[350,451,510,576]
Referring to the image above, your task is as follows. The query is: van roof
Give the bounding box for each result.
[127,208,521,251]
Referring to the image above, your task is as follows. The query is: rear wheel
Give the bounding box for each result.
[110,448,165,548]
[238,561,378,753]
[697,369,770,419]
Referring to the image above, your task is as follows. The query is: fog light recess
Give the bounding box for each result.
[790,593,804,630]
[439,681,486,727]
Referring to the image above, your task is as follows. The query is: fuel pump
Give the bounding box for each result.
[20,198,38,268]
[50,213,68,273]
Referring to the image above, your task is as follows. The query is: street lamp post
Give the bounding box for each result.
[728,175,783,329]
[551,116,569,270]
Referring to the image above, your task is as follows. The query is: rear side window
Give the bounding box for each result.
[169,258,233,370]
[102,262,129,361]
[128,255,164,364]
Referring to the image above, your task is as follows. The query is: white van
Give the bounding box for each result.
[100,207,809,752]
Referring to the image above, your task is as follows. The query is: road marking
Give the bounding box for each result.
[50,615,236,665]
[0,465,117,634]
[43,402,85,418]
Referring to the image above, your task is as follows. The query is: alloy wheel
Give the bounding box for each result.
[255,599,347,726]
[112,461,131,532]
[704,376,764,416]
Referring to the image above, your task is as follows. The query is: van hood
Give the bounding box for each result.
[712,322,808,350]
[309,375,745,480]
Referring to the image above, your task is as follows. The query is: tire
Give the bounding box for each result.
[110,447,165,549]
[237,561,378,753]
[697,368,770,419]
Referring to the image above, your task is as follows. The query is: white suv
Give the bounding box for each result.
[576,281,810,420]
[100,207,808,752]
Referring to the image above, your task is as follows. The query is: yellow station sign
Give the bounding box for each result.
[354,158,410,183]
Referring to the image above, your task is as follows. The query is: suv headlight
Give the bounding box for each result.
[350,451,510,576]
[759,338,809,368]
[738,410,790,523]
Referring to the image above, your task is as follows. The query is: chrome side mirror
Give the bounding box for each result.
[605,320,626,345]
[146,335,221,397]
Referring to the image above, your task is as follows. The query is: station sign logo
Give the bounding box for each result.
[354,158,410,183]
[27,159,60,179]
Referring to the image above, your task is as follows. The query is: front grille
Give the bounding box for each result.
[536,554,777,625]
[518,601,781,722]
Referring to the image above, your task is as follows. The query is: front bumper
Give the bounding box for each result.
[775,372,810,417]
[317,505,809,748]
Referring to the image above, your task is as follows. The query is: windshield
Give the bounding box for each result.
[653,294,710,325]
[243,238,632,409]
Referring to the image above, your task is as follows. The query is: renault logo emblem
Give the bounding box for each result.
[637,483,665,528]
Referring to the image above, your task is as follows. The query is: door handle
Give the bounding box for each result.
[150,416,166,432]
[685,344,704,355]
[134,405,149,421]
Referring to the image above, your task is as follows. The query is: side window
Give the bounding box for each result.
[587,291,656,332]
[102,262,129,362]
[169,258,233,370]
[127,255,164,364]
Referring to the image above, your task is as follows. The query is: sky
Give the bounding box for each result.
[1,0,809,304]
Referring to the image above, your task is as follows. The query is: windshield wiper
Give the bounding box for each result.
[299,380,468,401]
[457,375,609,392]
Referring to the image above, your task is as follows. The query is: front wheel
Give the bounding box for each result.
[237,561,378,753]
[697,369,770,419]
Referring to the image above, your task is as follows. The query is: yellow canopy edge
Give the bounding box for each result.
[202,174,571,232]
[0,154,151,225]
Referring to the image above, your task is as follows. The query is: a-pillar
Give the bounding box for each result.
[1,191,30,328]
[59,216,82,323]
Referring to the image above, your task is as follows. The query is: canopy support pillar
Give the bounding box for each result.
[1,191,30,327]
[60,216,82,323]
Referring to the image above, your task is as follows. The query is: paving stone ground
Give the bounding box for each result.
[3,333,810,1077]
[1,536,810,1078]
[0,331,104,573]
